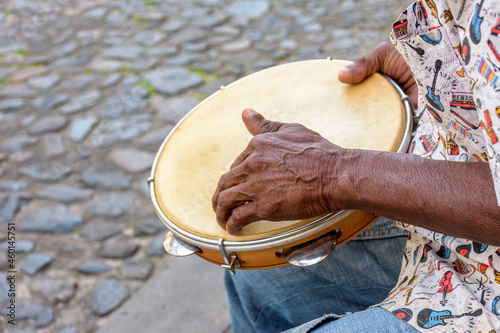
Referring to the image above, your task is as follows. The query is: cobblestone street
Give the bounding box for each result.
[0,0,409,332]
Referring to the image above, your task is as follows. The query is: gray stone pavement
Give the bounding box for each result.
[0,0,410,332]
[97,256,230,333]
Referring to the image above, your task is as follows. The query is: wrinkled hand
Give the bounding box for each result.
[212,43,417,235]
[339,42,418,109]
[212,109,342,235]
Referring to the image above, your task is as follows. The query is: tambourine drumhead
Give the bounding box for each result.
[152,59,407,243]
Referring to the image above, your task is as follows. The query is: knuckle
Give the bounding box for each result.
[355,54,368,65]
[231,208,249,229]
[232,209,243,224]
[249,135,268,151]
[245,155,259,170]
[262,202,279,218]
[287,123,308,132]
[217,174,227,189]
[217,191,230,209]
[252,132,276,146]
[359,55,372,68]
[251,134,265,145]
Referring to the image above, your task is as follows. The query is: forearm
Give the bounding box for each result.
[328,149,500,245]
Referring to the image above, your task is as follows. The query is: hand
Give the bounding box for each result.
[339,42,418,109]
[212,109,343,235]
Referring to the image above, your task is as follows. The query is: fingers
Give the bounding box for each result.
[338,42,394,84]
[213,185,260,235]
[338,42,418,108]
[242,108,285,136]
[226,202,260,235]
[229,108,288,169]
[214,186,253,229]
[212,109,289,235]
[212,164,248,211]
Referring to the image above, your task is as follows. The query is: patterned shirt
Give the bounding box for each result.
[380,0,500,331]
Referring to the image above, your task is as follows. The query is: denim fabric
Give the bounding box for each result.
[283,307,420,333]
[224,217,409,333]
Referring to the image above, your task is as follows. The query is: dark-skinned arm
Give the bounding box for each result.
[212,43,500,245]
[328,147,500,246]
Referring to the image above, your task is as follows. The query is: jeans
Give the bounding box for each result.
[284,307,420,333]
[223,217,410,333]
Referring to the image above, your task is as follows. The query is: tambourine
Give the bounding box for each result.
[149,59,413,274]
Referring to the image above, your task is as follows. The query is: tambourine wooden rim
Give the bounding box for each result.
[149,58,413,255]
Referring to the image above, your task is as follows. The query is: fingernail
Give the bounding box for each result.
[244,108,257,116]
[339,66,351,75]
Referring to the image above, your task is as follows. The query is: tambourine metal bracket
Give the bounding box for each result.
[402,94,419,127]
[218,238,240,275]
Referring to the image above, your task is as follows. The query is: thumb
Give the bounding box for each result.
[338,42,392,84]
[242,108,284,136]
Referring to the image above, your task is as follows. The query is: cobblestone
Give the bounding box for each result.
[100,241,138,259]
[120,260,153,280]
[80,221,122,242]
[28,115,67,134]
[148,232,168,257]
[84,193,134,217]
[1,136,38,152]
[21,253,53,276]
[77,262,112,275]
[68,117,99,142]
[36,184,92,202]
[18,205,82,234]
[19,164,72,182]
[0,240,34,253]
[91,279,129,316]
[0,0,408,331]
[32,93,70,112]
[0,193,30,224]
[30,278,77,304]
[64,74,97,91]
[28,74,61,91]
[99,73,122,88]
[94,87,149,118]
[42,133,66,157]
[102,45,144,60]
[60,90,101,114]
[108,148,155,174]
[144,67,203,95]
[88,59,124,72]
[0,98,25,111]
[4,300,54,328]
[0,84,38,98]
[80,170,131,189]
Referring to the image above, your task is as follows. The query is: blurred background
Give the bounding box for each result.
[0,0,410,332]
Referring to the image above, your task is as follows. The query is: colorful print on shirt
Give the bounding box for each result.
[382,0,500,332]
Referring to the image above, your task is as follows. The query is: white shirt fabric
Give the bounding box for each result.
[381,0,500,331]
